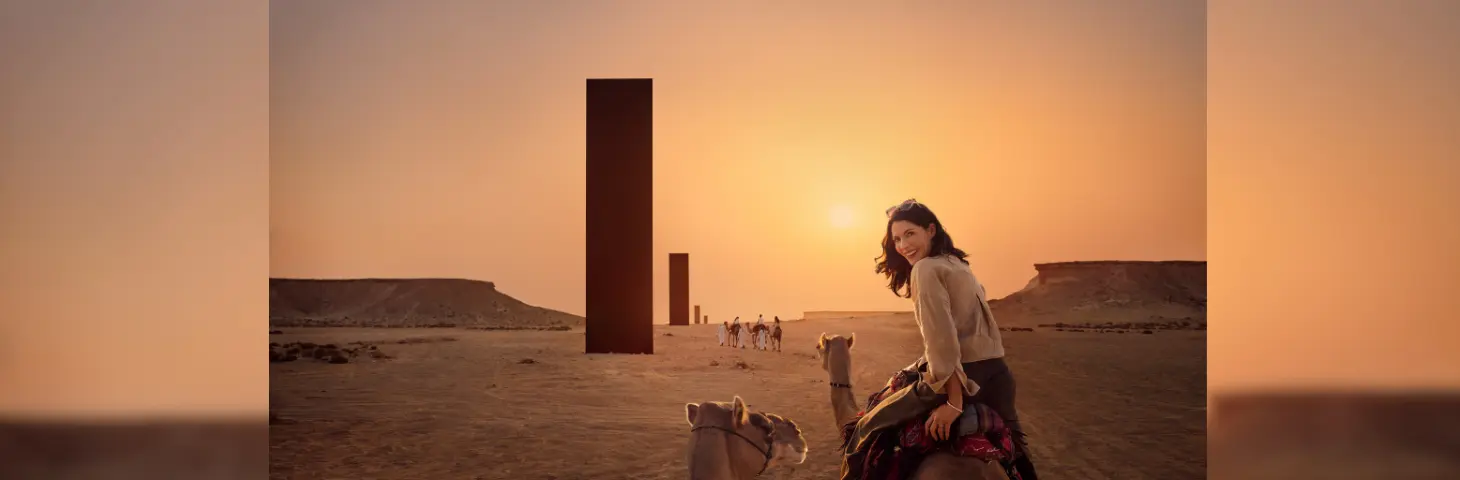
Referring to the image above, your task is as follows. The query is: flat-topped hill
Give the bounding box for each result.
[989,260,1206,326]
[269,278,582,329]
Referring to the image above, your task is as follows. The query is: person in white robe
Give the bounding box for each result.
[755,315,766,349]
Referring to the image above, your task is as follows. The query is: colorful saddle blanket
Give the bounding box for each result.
[838,369,1021,480]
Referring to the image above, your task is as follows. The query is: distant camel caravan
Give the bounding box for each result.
[816,332,1020,480]
[715,316,784,352]
[684,396,808,479]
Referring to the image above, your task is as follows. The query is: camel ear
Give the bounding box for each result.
[847,332,855,350]
[685,403,699,426]
[749,412,773,433]
[731,396,750,428]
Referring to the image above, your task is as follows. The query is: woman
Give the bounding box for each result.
[861,198,1038,479]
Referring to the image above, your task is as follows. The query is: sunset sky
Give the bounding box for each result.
[269,1,1206,323]
[3,0,1457,420]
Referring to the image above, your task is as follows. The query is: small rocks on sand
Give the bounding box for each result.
[393,336,458,345]
[270,340,397,364]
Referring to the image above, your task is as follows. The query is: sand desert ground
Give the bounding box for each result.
[269,314,1206,479]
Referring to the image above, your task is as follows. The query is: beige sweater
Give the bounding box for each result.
[909,254,1006,397]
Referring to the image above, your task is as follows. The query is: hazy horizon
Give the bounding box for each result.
[265,258,1204,317]
[270,1,1206,323]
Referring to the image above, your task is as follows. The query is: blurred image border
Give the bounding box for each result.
[1,1,1456,478]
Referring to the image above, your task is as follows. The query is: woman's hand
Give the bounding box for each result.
[924,402,962,441]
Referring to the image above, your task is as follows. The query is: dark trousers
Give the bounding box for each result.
[960,357,1023,435]
[959,357,1040,480]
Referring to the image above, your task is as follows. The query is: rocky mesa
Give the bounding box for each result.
[989,260,1206,326]
[269,278,583,329]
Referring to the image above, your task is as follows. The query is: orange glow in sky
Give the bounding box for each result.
[269,2,1206,324]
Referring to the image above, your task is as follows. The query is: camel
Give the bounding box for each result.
[747,324,770,351]
[728,321,742,348]
[685,396,808,479]
[815,333,1010,480]
[769,324,783,352]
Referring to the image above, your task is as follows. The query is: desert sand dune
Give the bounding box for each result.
[269,314,1205,479]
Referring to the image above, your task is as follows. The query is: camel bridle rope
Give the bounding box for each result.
[690,423,773,475]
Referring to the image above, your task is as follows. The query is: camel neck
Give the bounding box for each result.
[828,359,853,386]
[828,365,861,427]
[829,385,860,428]
[829,369,853,387]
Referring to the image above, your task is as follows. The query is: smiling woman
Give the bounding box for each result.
[830,205,856,229]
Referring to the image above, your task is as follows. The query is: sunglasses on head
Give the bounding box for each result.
[885,198,923,217]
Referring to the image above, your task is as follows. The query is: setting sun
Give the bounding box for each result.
[830,205,855,229]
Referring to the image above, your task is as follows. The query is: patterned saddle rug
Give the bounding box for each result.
[838,369,1022,480]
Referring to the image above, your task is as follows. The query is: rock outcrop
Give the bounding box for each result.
[990,261,1206,326]
[269,278,582,329]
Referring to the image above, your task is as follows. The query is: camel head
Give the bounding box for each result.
[685,396,802,478]
[762,413,809,465]
[815,332,855,372]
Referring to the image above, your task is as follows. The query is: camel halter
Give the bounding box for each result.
[830,382,853,389]
[690,424,773,476]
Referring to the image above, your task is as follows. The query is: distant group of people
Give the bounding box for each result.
[716,314,782,352]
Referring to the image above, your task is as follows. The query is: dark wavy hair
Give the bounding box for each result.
[874,202,968,298]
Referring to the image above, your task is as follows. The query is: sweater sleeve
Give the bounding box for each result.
[911,260,978,397]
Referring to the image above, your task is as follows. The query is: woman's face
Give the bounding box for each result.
[890,220,935,265]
